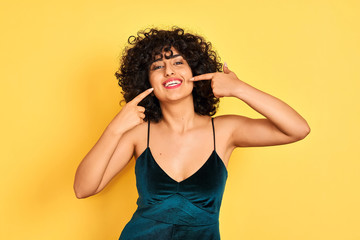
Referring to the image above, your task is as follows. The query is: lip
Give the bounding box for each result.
[162,78,183,89]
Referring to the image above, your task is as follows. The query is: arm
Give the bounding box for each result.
[190,64,310,147]
[73,88,153,199]
[230,77,310,147]
[73,125,129,199]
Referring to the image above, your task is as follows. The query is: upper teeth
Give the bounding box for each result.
[165,80,181,87]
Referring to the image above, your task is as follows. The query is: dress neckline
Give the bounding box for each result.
[138,117,227,184]
[136,147,228,184]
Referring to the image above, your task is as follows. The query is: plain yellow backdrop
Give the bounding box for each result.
[1,0,359,239]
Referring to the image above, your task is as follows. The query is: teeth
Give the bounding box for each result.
[165,80,181,87]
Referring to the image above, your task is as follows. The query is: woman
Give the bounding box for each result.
[74,27,310,239]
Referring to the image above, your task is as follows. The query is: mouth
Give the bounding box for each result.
[162,78,183,89]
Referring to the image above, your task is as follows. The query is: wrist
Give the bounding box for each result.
[231,80,249,99]
[105,123,126,137]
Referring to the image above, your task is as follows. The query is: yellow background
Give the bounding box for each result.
[1,0,359,239]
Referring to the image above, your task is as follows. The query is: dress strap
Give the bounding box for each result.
[147,121,150,148]
[211,117,216,151]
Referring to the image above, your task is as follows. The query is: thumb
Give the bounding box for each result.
[223,62,231,74]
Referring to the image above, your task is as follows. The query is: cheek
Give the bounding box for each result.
[181,67,193,78]
[148,78,154,87]
[148,74,158,87]
[187,65,193,76]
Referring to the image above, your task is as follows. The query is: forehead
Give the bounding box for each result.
[151,47,182,63]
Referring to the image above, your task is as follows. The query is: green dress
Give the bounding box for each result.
[119,118,228,240]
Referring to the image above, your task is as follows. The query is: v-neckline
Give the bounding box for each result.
[145,147,226,184]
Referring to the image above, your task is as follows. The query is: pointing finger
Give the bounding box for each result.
[189,73,215,81]
[131,88,154,105]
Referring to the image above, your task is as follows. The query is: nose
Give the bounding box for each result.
[164,63,175,76]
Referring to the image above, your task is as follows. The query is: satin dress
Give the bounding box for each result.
[119,118,228,240]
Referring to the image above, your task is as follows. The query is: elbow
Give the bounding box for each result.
[73,185,95,199]
[74,190,95,199]
[74,188,88,199]
[302,124,311,139]
[75,191,88,199]
[295,125,311,141]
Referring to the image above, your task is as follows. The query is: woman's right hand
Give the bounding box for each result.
[108,88,154,135]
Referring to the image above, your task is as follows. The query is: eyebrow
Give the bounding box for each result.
[152,54,182,63]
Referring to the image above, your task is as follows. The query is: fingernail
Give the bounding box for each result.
[149,88,154,91]
[189,77,194,81]
[224,62,228,68]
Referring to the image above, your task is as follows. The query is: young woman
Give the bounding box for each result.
[74,27,310,240]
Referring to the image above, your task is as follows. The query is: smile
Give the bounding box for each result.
[162,78,183,89]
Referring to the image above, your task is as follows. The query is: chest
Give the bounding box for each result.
[148,132,215,182]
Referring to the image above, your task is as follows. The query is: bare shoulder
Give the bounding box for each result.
[212,114,256,148]
[120,121,148,158]
[122,121,148,145]
[213,114,248,132]
[212,115,247,146]
[214,114,305,147]
[209,115,250,164]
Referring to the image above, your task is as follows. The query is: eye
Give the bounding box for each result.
[152,65,163,70]
[174,61,183,65]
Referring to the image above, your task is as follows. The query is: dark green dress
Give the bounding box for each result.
[119,118,228,240]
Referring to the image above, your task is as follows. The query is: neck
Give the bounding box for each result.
[159,95,197,133]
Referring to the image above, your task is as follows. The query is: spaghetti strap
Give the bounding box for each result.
[211,117,216,151]
[147,121,150,148]
[119,116,228,239]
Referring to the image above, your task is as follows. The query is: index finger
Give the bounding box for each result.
[189,73,215,81]
[131,88,154,105]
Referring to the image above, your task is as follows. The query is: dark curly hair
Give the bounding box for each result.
[115,26,222,122]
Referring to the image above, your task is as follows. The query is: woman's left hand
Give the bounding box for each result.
[189,63,244,98]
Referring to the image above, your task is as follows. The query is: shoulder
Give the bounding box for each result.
[121,121,149,147]
[213,114,249,131]
[212,114,252,147]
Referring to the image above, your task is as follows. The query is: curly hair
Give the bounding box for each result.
[115,26,222,122]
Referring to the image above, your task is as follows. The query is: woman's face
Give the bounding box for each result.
[148,47,193,103]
